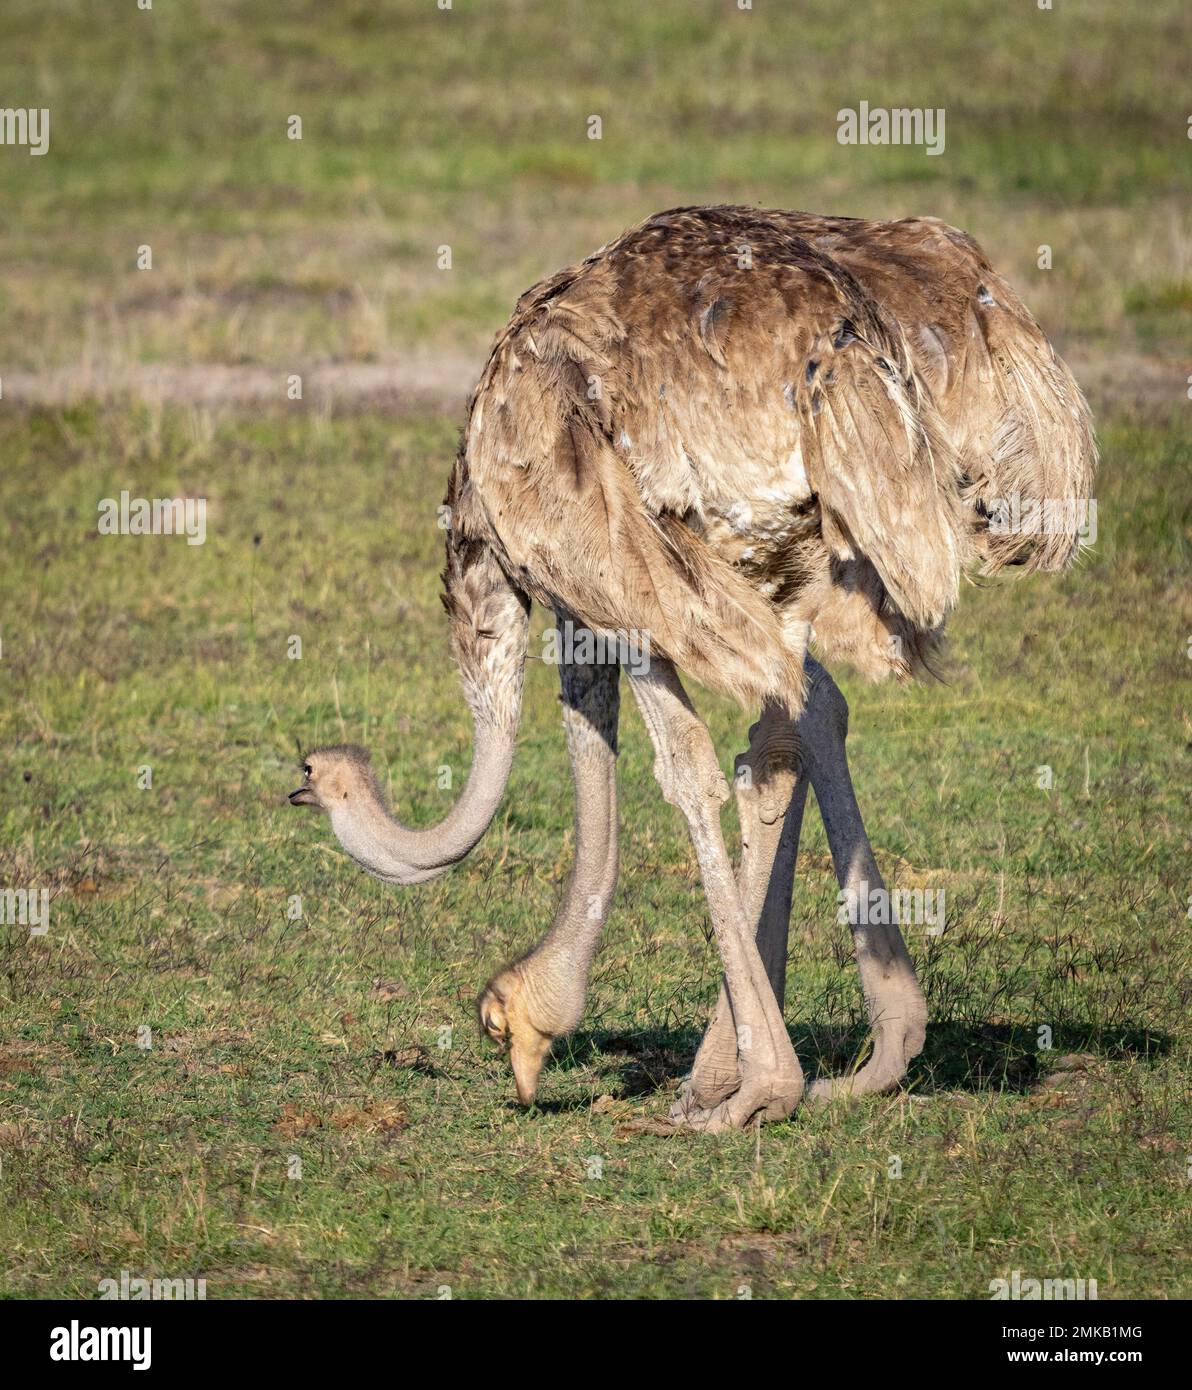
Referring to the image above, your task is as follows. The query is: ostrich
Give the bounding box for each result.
[288,206,1095,1131]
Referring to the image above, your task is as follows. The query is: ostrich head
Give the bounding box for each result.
[288,744,376,812]
[287,720,519,889]
[477,968,555,1107]
[287,744,449,885]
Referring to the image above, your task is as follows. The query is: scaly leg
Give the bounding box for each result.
[478,642,619,1105]
[678,656,927,1107]
[673,704,809,1114]
[800,659,926,1098]
[630,661,804,1131]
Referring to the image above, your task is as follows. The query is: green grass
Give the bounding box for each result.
[1,403,1189,1299]
[1,0,1189,1302]
[1,0,1190,368]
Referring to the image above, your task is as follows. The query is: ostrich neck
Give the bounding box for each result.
[508,657,621,1037]
[326,516,529,885]
[329,718,515,884]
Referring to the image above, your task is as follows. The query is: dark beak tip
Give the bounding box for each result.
[288,788,309,805]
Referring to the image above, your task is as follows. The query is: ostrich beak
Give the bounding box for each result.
[479,981,554,1107]
[509,1029,554,1107]
[288,786,316,806]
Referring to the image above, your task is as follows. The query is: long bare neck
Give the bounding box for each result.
[518,703,619,1029]
[329,717,519,883]
[330,514,530,884]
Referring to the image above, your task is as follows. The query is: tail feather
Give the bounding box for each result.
[965,282,1097,573]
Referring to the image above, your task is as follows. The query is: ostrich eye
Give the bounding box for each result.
[303,764,312,777]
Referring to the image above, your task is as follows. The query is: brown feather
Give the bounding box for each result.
[441,205,1096,710]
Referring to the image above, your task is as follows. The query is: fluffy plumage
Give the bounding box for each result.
[442,206,1096,714]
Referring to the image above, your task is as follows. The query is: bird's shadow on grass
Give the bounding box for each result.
[531,1019,1172,1111]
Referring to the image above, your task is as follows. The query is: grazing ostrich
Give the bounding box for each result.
[289,206,1095,1131]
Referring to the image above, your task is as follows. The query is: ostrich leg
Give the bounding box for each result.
[801,659,926,1098]
[630,660,803,1131]
[676,657,927,1110]
[673,704,809,1114]
[478,644,619,1105]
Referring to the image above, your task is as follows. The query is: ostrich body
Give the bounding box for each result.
[290,206,1095,1130]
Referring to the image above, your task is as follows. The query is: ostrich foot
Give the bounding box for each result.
[675,977,927,1114]
[668,1004,803,1132]
[669,1067,739,1119]
[669,1066,803,1133]
[669,1008,741,1117]
[808,980,927,1100]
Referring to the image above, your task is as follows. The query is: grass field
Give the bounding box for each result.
[2,0,1190,1300]
[2,0,1189,372]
